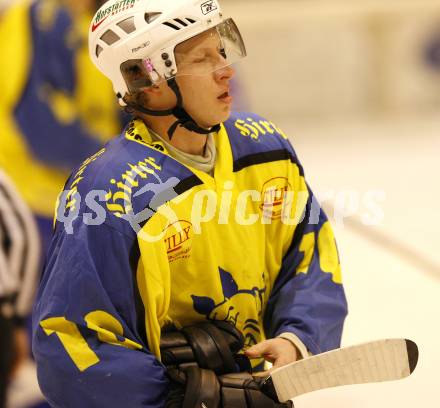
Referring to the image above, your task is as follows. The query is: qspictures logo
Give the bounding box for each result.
[92,0,140,32]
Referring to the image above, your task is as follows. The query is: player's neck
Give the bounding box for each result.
[141,115,209,156]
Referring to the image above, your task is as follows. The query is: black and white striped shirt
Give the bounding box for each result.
[0,169,40,322]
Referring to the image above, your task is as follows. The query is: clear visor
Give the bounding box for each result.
[120,18,246,95]
[174,18,246,77]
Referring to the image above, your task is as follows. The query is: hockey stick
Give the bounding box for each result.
[260,338,418,403]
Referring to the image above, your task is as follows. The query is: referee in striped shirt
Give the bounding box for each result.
[0,169,40,408]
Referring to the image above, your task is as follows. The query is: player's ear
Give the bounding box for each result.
[143,82,165,97]
[144,85,160,94]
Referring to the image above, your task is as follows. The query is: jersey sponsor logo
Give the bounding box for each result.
[92,0,140,32]
[260,177,292,220]
[201,0,218,15]
[234,118,288,141]
[191,267,266,348]
[163,220,192,262]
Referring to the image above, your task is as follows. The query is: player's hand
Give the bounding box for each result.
[245,338,299,375]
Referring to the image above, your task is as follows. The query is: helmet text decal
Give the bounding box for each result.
[201,0,218,15]
[92,0,140,32]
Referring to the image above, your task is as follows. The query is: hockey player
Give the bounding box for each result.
[32,0,348,406]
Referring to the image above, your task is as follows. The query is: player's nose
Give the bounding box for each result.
[215,64,235,82]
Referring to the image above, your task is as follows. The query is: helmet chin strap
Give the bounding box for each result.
[124,78,221,140]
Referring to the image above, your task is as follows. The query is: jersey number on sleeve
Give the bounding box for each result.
[40,310,143,372]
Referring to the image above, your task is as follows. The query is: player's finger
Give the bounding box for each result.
[253,369,271,377]
[245,340,270,357]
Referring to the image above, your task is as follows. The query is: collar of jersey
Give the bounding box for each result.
[125,118,233,187]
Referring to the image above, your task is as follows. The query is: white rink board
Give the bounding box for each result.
[281,114,440,407]
[224,0,440,119]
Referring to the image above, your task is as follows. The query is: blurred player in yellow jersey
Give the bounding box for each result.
[1,1,125,406]
[0,0,126,255]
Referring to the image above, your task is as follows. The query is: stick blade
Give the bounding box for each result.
[405,339,418,374]
[263,338,418,403]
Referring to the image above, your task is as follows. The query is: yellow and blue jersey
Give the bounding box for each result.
[32,112,348,407]
[0,0,122,218]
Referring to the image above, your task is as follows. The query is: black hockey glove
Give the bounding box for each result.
[218,372,293,408]
[165,366,221,408]
[165,367,293,408]
[160,320,251,375]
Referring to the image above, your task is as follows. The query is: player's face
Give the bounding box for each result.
[175,30,235,128]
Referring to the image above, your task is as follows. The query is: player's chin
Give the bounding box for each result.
[199,110,231,129]
[218,109,232,124]
[215,104,233,123]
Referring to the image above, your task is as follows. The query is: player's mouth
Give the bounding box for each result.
[217,90,233,104]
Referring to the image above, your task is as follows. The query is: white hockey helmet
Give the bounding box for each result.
[89,0,246,104]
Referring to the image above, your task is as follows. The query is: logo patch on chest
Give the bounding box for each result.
[260,177,292,220]
[163,220,193,262]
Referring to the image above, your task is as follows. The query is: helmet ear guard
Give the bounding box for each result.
[120,59,154,93]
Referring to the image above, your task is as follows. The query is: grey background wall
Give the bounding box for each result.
[224,0,440,121]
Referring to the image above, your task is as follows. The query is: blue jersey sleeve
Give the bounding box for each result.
[263,187,348,355]
[32,221,169,408]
